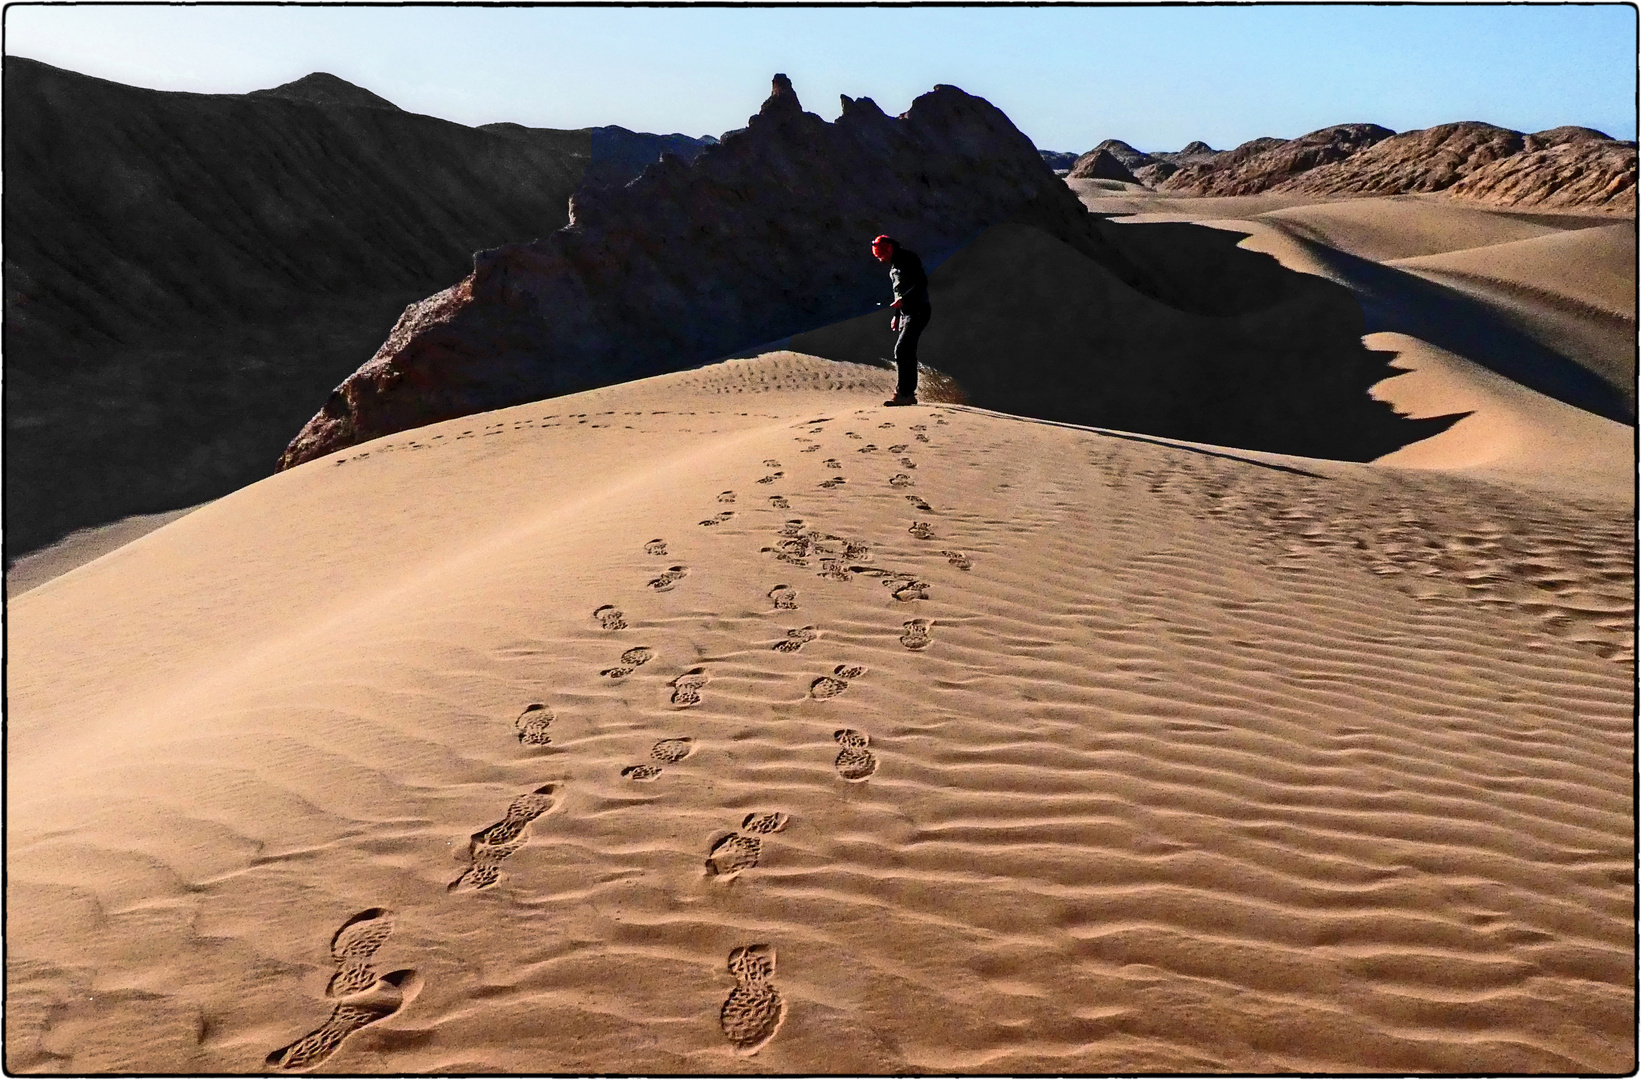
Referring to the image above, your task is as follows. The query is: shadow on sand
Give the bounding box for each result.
[1256,230,1634,425]
[790,219,1469,462]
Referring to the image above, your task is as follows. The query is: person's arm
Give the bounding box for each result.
[904,255,928,305]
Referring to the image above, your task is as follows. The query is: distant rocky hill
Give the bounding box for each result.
[1280,122,1638,212]
[1067,148,1138,183]
[1158,124,1395,196]
[1153,140,1220,166]
[582,125,719,188]
[1448,134,1637,210]
[1066,139,1224,187]
[1039,149,1079,172]
[1271,121,1526,197]
[3,57,714,556]
[1080,121,1636,211]
[278,75,1166,469]
[1088,139,1156,172]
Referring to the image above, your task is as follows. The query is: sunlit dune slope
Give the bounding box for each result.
[8,353,1632,1074]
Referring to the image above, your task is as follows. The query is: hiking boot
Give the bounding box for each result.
[883,395,918,407]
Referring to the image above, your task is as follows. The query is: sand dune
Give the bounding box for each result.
[1254,197,1577,261]
[1390,223,1634,322]
[4,502,206,600]
[8,344,1633,1072]
[1367,332,1633,496]
[1078,194,1633,426]
[1388,225,1637,408]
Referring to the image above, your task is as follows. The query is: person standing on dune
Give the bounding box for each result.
[872,235,931,407]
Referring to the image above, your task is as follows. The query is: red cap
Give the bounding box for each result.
[871,234,895,255]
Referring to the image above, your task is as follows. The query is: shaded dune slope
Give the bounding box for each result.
[1240,219,1634,423]
[1077,192,1636,426]
[3,58,703,557]
[8,356,1632,1073]
[790,222,1463,460]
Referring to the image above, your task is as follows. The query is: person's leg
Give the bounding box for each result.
[893,309,930,399]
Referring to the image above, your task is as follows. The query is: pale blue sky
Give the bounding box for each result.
[6,4,1636,151]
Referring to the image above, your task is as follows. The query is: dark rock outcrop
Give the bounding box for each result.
[4,56,729,556]
[4,57,594,556]
[1067,148,1139,183]
[1039,149,1080,172]
[581,125,719,189]
[278,74,1160,469]
[1159,125,1394,195]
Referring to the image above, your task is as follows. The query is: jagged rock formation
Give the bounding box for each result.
[1039,149,1079,172]
[278,74,1158,469]
[4,57,715,557]
[1159,125,1394,196]
[1068,147,1138,183]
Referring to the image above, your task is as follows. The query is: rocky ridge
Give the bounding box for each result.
[1439,132,1636,210]
[1084,120,1635,210]
[1039,149,1080,172]
[582,125,720,189]
[278,74,1157,469]
[1158,124,1395,196]
[1150,140,1221,167]
[248,72,403,111]
[1089,138,1157,171]
[4,57,715,556]
[1271,122,1637,210]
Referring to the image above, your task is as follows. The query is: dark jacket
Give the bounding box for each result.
[888,247,930,313]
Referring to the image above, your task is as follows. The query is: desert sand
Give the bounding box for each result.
[7,190,1635,1073]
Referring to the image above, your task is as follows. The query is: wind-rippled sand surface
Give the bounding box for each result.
[8,338,1635,1067]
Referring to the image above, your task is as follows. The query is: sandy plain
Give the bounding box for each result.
[6,188,1635,1073]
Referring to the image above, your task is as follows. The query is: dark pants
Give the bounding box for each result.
[894,305,931,398]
